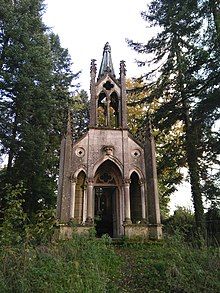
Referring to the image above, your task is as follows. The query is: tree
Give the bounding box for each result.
[127,0,220,236]
[71,89,89,141]
[127,79,184,219]
[0,1,78,216]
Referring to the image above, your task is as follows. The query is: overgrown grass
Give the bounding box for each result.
[0,234,219,293]
[0,234,121,293]
[116,235,220,292]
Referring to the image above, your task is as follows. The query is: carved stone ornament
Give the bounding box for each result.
[131,149,141,158]
[87,178,95,185]
[123,178,131,185]
[102,145,114,156]
[139,178,145,186]
[75,147,85,158]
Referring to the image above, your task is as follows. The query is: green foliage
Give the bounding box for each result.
[71,90,89,141]
[116,239,220,292]
[0,183,27,246]
[127,79,184,218]
[0,235,121,292]
[0,182,57,246]
[0,1,79,217]
[128,0,220,232]
[163,206,195,241]
[0,230,219,292]
[206,206,220,245]
[25,208,57,245]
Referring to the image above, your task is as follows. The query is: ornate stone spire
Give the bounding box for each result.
[98,42,115,79]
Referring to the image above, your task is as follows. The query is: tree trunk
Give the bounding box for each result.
[7,112,18,176]
[183,102,205,238]
[209,0,220,44]
[175,43,205,239]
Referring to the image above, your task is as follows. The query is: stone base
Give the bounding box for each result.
[124,224,149,240]
[54,224,94,240]
[148,224,163,240]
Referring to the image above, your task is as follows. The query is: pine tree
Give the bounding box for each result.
[0,1,78,216]
[128,0,220,235]
[127,79,184,219]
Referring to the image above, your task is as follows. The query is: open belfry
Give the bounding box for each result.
[57,43,162,240]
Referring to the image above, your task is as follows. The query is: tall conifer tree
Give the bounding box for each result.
[128,0,220,235]
[0,1,78,215]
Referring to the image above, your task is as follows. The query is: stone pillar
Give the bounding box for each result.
[82,185,87,223]
[123,179,132,224]
[144,117,162,239]
[140,179,146,222]
[106,94,110,127]
[69,177,77,219]
[58,111,72,223]
[119,60,128,129]
[89,59,97,127]
[86,179,94,224]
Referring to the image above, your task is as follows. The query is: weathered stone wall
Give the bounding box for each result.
[71,129,146,181]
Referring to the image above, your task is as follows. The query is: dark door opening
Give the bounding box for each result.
[94,187,116,237]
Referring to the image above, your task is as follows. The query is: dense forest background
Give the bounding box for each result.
[0,0,219,242]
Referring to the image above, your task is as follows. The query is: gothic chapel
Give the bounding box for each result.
[57,43,162,240]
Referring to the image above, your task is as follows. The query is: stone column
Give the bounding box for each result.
[69,177,76,219]
[86,178,94,224]
[140,179,146,222]
[123,179,132,224]
[119,60,128,129]
[144,117,162,239]
[89,59,97,127]
[82,185,87,223]
[106,94,110,127]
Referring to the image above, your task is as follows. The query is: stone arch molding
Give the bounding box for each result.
[92,156,123,178]
[71,166,87,180]
[129,167,145,181]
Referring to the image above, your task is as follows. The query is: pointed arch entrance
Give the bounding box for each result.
[94,159,122,237]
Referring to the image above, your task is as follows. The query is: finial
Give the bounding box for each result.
[103,42,111,53]
[90,59,97,74]
[120,60,126,76]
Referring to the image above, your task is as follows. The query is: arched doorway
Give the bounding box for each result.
[94,160,122,237]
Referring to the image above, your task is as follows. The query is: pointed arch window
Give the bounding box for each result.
[130,172,142,223]
[97,91,107,126]
[110,92,119,128]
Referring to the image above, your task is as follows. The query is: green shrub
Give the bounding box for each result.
[163,206,196,242]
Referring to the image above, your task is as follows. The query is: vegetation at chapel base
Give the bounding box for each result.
[0,235,121,293]
[0,234,219,292]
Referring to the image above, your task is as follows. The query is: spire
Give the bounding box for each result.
[98,42,115,79]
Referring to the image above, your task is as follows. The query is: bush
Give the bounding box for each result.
[163,206,196,242]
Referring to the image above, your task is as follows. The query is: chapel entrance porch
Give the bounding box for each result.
[94,187,116,237]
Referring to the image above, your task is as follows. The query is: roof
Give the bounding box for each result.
[98,42,115,79]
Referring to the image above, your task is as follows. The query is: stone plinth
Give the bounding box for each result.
[124,224,149,240]
[54,225,94,240]
[148,224,163,240]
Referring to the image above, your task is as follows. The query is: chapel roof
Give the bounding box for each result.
[98,42,115,79]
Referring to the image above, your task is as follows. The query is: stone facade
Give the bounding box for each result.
[56,43,162,240]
